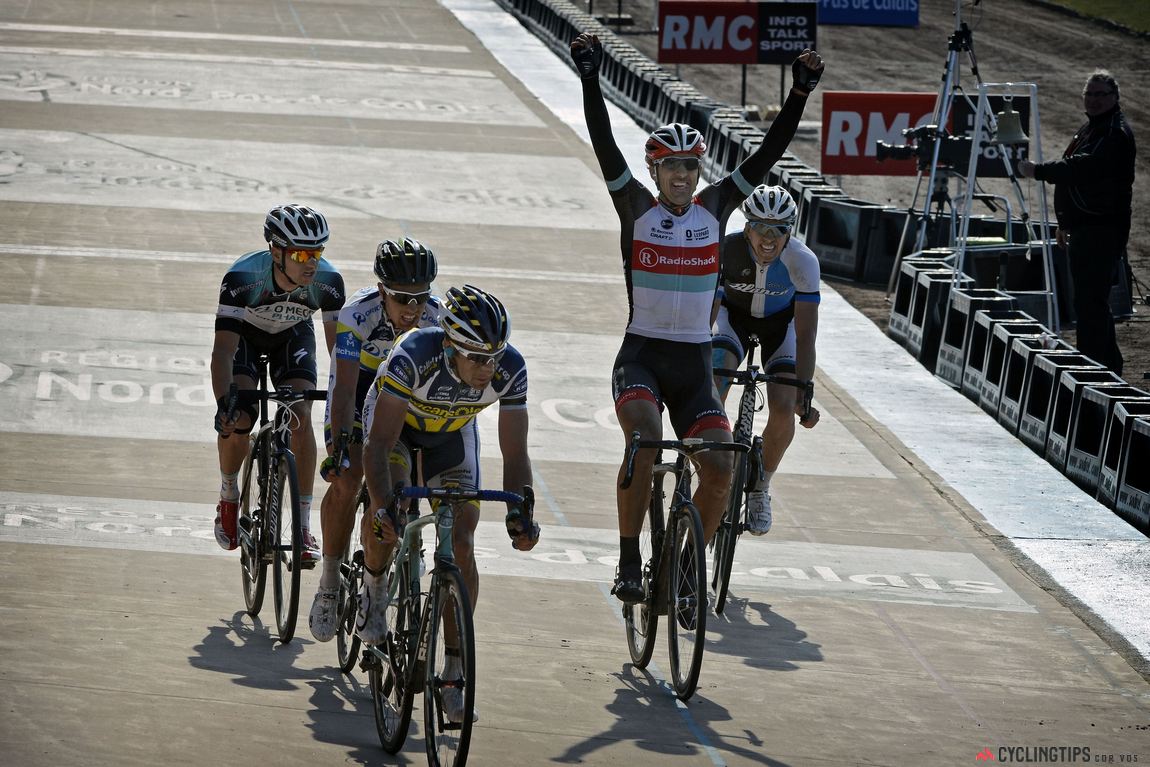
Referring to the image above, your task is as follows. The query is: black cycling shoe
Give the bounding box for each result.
[612,563,646,604]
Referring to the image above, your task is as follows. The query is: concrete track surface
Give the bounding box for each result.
[0,1,1148,765]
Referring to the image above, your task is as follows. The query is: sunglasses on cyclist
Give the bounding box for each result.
[382,286,432,305]
[747,221,792,238]
[452,343,505,365]
[655,157,701,172]
[286,248,324,262]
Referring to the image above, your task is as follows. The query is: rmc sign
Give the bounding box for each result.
[821,91,1031,176]
[657,2,817,65]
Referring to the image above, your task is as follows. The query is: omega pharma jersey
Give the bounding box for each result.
[334,287,442,397]
[215,250,345,342]
[372,326,528,434]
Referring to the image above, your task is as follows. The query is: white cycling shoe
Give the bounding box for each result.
[308,586,339,643]
[355,582,388,645]
[746,490,773,536]
[441,683,479,724]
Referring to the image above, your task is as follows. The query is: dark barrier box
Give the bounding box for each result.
[1065,386,1150,494]
[1098,401,1150,509]
[979,324,1055,416]
[1045,372,1127,472]
[807,197,893,282]
[935,288,1017,389]
[1001,351,1094,438]
[961,310,1036,401]
[796,186,846,241]
[888,251,956,346]
[1116,417,1150,530]
[860,208,912,286]
[906,271,973,367]
[1017,354,1102,454]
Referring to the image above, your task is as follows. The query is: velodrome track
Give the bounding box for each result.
[1,1,1148,764]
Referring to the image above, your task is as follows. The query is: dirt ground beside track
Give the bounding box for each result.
[575,0,1150,378]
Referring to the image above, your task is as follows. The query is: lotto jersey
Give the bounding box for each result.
[215,250,345,343]
[370,326,528,434]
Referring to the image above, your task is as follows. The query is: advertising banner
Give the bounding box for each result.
[821,91,1030,176]
[657,1,817,65]
[817,0,919,27]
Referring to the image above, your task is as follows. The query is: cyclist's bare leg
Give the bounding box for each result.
[449,500,481,611]
[690,426,733,541]
[319,444,364,558]
[362,456,407,574]
[217,374,257,476]
[761,376,799,473]
[712,348,741,407]
[615,399,663,536]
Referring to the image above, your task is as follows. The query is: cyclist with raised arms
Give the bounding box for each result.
[569,32,824,603]
[712,185,822,536]
[307,238,441,643]
[359,285,540,721]
[211,204,345,563]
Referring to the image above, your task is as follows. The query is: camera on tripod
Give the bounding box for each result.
[875,125,971,173]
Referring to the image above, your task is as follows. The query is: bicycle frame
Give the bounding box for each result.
[710,335,814,614]
[620,430,748,700]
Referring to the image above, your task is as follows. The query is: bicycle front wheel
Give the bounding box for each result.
[624,488,662,668]
[425,568,475,767]
[336,493,365,674]
[271,452,303,643]
[713,452,748,615]
[372,556,420,753]
[667,501,708,701]
[239,434,267,616]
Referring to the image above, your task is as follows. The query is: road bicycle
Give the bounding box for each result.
[342,483,524,765]
[226,356,326,644]
[711,336,814,615]
[620,431,748,700]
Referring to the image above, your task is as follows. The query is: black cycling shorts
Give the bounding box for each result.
[611,333,730,438]
[232,322,318,387]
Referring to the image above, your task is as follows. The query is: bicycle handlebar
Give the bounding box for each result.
[619,430,750,490]
[398,485,525,506]
[713,368,815,424]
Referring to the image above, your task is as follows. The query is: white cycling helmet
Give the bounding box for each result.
[742,185,797,224]
[645,123,706,164]
[264,204,330,249]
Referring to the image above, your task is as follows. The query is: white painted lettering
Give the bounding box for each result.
[36,371,92,401]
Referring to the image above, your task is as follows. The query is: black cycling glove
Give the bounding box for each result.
[792,54,822,94]
[570,34,603,80]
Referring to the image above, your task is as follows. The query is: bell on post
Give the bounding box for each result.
[992,96,1029,145]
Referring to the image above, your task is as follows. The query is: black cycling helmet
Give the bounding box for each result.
[264,204,330,249]
[374,238,438,285]
[440,284,510,352]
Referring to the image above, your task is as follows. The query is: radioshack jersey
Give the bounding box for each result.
[623,195,725,342]
[215,250,345,344]
[334,287,442,404]
[366,326,527,434]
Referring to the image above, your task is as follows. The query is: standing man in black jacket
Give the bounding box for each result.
[1020,71,1136,375]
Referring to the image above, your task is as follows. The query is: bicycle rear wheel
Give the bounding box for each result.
[425,568,475,767]
[624,487,662,668]
[239,435,267,616]
[667,501,708,701]
[271,452,303,643]
[712,452,747,615]
[371,556,419,753]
